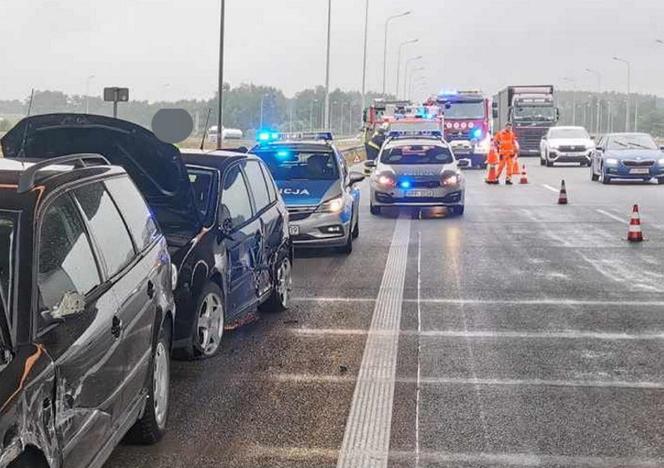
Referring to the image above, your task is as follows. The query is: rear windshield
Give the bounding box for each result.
[0,213,16,319]
[256,149,339,181]
[549,128,590,139]
[186,166,218,223]
[607,134,658,151]
[382,145,454,165]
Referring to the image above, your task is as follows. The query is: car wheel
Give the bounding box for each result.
[546,157,554,167]
[126,321,171,444]
[453,205,465,216]
[261,255,292,312]
[181,282,225,360]
[351,214,359,239]
[339,230,353,255]
[657,177,664,185]
[370,203,381,216]
[591,168,599,181]
[540,156,545,166]
[600,167,611,185]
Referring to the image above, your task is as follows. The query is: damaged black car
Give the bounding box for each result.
[1,113,293,360]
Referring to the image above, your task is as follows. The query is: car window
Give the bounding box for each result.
[105,177,160,252]
[186,166,218,222]
[73,183,135,277]
[0,212,17,321]
[244,160,272,212]
[607,134,658,150]
[260,162,278,203]
[255,149,339,181]
[382,144,454,164]
[549,128,590,139]
[38,194,101,316]
[221,164,254,228]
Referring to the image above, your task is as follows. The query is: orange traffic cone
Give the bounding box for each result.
[519,164,529,184]
[627,204,644,242]
[485,147,499,184]
[512,157,520,177]
[558,180,568,204]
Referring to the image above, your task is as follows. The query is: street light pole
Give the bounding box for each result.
[216,0,226,150]
[613,56,631,132]
[405,64,425,100]
[409,76,427,101]
[382,11,411,96]
[324,0,332,129]
[562,77,576,125]
[395,39,418,99]
[585,68,601,135]
[403,60,424,99]
[360,0,370,110]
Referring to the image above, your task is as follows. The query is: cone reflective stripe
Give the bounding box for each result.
[485,164,498,184]
[519,164,528,184]
[558,180,568,204]
[628,204,644,242]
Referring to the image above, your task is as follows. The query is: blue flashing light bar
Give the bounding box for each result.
[256,131,334,144]
[471,128,483,139]
[399,179,412,189]
[388,129,443,138]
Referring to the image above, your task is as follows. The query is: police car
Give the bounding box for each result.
[252,132,365,254]
[367,129,465,216]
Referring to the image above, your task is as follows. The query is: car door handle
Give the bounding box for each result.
[111,316,123,339]
[146,280,155,299]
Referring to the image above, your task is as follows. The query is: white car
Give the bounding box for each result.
[540,126,595,167]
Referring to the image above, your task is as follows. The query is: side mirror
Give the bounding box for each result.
[457,159,471,168]
[659,146,664,151]
[42,292,86,325]
[218,206,234,240]
[364,160,377,169]
[349,172,365,186]
[596,146,604,152]
[590,136,596,141]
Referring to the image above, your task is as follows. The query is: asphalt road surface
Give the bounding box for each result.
[106,162,664,468]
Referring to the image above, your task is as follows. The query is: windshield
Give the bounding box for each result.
[256,150,339,181]
[382,144,454,165]
[513,106,557,121]
[443,101,485,119]
[0,213,16,321]
[607,134,658,150]
[549,128,590,139]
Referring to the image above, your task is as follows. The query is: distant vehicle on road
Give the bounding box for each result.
[208,126,244,144]
[435,90,492,168]
[540,126,595,167]
[591,132,664,184]
[368,130,465,216]
[0,155,175,468]
[2,114,293,361]
[252,132,365,254]
[493,85,559,157]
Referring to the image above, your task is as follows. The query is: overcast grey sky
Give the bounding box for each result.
[2,0,663,102]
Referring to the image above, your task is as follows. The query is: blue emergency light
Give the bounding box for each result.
[399,179,412,189]
[472,128,483,139]
[276,150,290,158]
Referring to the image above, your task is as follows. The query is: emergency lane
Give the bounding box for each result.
[105,162,664,467]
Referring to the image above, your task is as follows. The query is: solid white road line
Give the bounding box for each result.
[266,373,664,390]
[596,208,629,224]
[415,232,422,468]
[289,328,664,341]
[542,183,560,193]
[336,216,411,468]
[293,297,664,307]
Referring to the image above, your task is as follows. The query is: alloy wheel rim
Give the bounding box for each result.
[276,258,292,308]
[197,292,224,355]
[153,341,169,428]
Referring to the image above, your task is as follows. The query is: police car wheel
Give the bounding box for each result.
[658,177,664,185]
[370,203,381,216]
[452,206,465,216]
[546,159,554,167]
[339,232,353,255]
[352,218,359,239]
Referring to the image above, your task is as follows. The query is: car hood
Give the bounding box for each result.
[604,149,664,160]
[550,138,593,147]
[275,179,340,207]
[1,113,202,235]
[388,163,457,177]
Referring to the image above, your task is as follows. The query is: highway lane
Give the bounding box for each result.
[106,161,664,467]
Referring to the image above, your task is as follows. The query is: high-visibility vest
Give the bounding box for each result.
[494,129,519,156]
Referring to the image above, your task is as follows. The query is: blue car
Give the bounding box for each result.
[591,133,664,184]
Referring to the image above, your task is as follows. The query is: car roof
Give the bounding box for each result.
[384,137,447,148]
[550,126,587,131]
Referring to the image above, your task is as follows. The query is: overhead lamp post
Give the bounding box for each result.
[360,0,370,109]
[612,56,632,131]
[382,11,411,96]
[217,0,226,150]
[324,0,332,129]
[395,39,418,98]
[405,64,425,100]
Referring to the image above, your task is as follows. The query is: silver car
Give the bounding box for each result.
[368,136,465,215]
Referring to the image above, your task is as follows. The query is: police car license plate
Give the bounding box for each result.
[630,168,650,175]
[406,190,433,197]
[289,225,300,236]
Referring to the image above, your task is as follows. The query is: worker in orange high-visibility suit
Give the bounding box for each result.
[494,121,520,185]
[485,140,500,184]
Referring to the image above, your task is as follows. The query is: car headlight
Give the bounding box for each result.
[441,171,462,186]
[658,158,664,165]
[372,171,396,189]
[605,158,619,165]
[317,196,344,213]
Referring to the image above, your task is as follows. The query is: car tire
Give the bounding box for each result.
[7,451,49,468]
[657,177,664,185]
[339,231,353,255]
[540,157,545,166]
[453,205,465,216]
[546,158,554,167]
[600,170,611,185]
[125,322,171,444]
[261,255,292,313]
[351,215,359,239]
[369,203,381,216]
[591,168,599,181]
[178,282,225,360]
